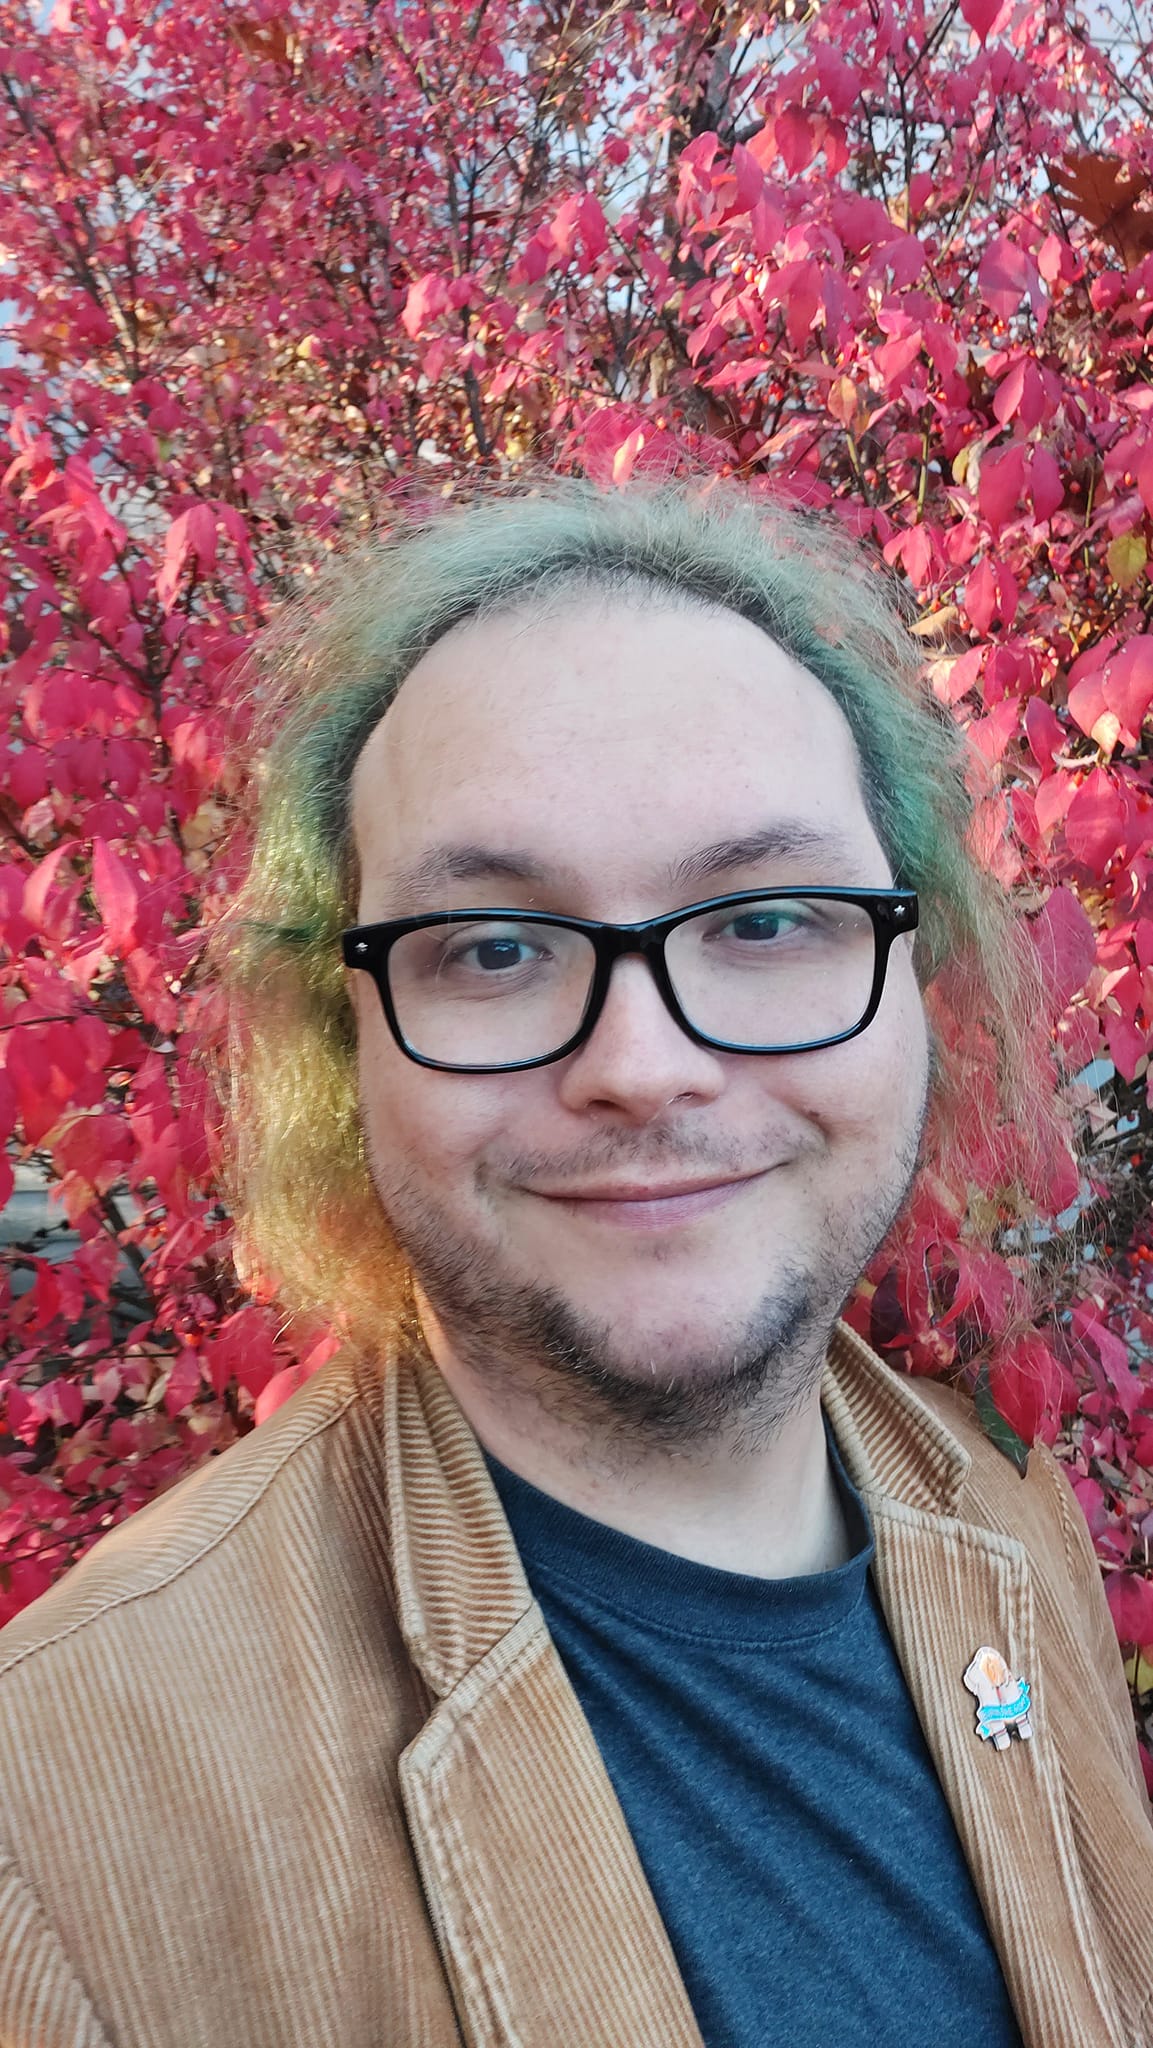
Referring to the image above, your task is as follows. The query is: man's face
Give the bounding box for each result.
[347,595,930,1441]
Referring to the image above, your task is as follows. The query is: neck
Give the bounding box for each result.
[412,1290,856,1579]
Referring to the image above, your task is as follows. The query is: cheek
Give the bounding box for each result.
[855,974,931,1147]
[885,956,932,1090]
[774,969,928,1154]
[357,1034,521,1190]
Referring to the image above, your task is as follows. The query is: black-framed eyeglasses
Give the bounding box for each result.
[341,887,919,1075]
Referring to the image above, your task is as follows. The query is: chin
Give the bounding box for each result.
[553,1284,763,1371]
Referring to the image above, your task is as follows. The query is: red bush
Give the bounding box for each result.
[1,0,1151,1748]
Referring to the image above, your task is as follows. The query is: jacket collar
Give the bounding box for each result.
[381,1312,970,1701]
[821,1318,971,1516]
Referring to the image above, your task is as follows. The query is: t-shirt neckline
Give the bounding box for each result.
[482,1410,875,1647]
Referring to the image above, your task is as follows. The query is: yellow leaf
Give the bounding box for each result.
[966,1189,1002,1237]
[828,375,858,427]
[183,798,226,852]
[910,605,959,639]
[1107,529,1147,590]
[1090,710,1121,758]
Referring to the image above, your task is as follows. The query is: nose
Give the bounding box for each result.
[554,952,726,1123]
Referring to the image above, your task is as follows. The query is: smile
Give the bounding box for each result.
[528,1172,767,1231]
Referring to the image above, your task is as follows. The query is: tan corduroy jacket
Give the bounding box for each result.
[1,1319,1151,2048]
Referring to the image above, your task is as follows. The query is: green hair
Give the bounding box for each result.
[210,470,1069,1347]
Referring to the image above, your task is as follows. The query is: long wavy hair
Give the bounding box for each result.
[210,471,1072,1352]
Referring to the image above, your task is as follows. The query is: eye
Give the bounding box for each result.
[724,908,807,940]
[710,904,818,944]
[446,932,545,973]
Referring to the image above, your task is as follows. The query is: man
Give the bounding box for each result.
[1,477,1150,2048]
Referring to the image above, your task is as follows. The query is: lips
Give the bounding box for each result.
[528,1170,767,1231]
[534,1174,753,1201]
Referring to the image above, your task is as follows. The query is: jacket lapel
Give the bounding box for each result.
[399,1608,705,2048]
[824,1328,1127,2048]
[385,1328,705,2048]
[866,1497,1124,2047]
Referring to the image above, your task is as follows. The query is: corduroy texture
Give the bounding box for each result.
[0,1323,1150,2048]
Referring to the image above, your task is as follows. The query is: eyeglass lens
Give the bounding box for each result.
[385,896,878,1066]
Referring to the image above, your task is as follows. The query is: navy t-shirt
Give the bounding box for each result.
[483,1419,1024,2048]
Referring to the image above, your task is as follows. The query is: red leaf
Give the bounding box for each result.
[932,646,983,706]
[155,504,216,611]
[549,194,608,265]
[707,358,766,393]
[993,359,1048,430]
[978,443,1027,530]
[1035,771,1076,836]
[46,1377,84,1429]
[1024,696,1064,763]
[1064,769,1127,869]
[53,1111,134,1194]
[577,194,609,260]
[1066,659,1109,741]
[91,837,139,954]
[964,556,1016,634]
[510,232,549,286]
[5,1021,88,1146]
[900,525,933,585]
[200,1305,280,1399]
[969,696,1020,763]
[782,260,820,348]
[875,330,923,391]
[400,272,449,340]
[959,0,1006,38]
[1105,999,1148,1084]
[6,745,49,808]
[1105,1571,1153,1649]
[821,118,849,176]
[725,145,763,218]
[23,841,75,929]
[253,1331,341,1426]
[1026,446,1064,521]
[611,426,647,485]
[978,234,1045,322]
[4,1386,40,1448]
[989,1334,1063,1444]
[1103,638,1153,747]
[774,105,814,177]
[1030,886,1096,1015]
[163,1346,203,1418]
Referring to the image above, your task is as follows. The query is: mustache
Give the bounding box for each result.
[488,1123,808,1189]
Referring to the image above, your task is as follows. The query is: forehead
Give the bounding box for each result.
[350,597,884,912]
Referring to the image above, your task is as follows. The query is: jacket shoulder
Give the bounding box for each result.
[0,1348,379,1685]
[0,1347,455,2048]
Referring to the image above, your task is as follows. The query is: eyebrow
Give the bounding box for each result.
[664,824,864,892]
[382,822,866,907]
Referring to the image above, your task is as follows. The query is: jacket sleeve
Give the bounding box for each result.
[0,1852,113,2048]
[1036,1442,1152,1815]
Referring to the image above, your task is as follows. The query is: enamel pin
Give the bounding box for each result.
[963,1646,1033,1750]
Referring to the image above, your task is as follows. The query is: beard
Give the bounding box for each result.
[365,1110,927,1461]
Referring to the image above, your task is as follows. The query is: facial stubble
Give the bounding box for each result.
[363,1101,929,1460]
